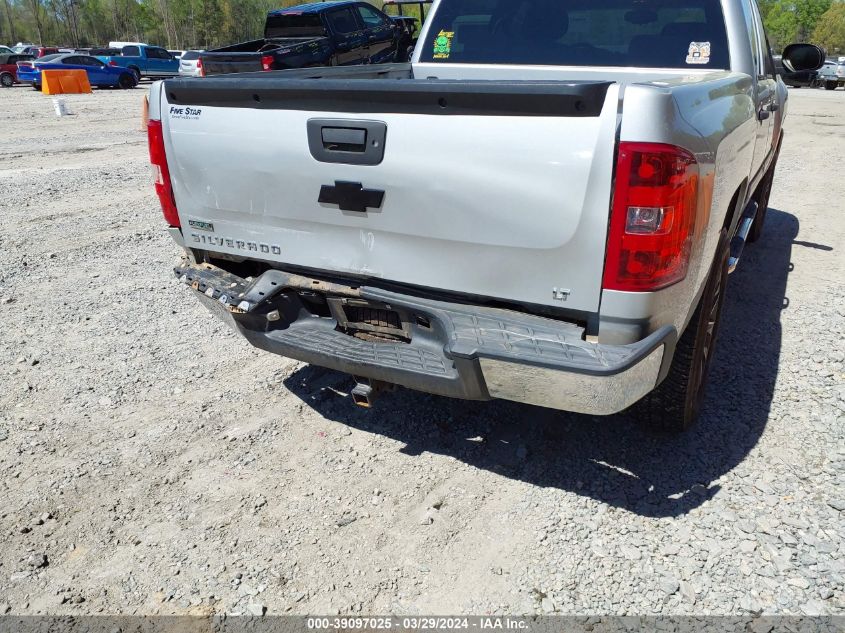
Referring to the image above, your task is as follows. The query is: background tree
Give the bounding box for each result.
[759,0,800,50]
[6,0,316,47]
[759,0,836,52]
[812,1,845,54]
[12,0,824,55]
[795,0,832,40]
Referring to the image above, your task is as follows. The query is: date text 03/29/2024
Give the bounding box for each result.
[306,617,529,630]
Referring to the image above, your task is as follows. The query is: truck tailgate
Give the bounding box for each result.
[158,75,619,312]
[199,52,264,75]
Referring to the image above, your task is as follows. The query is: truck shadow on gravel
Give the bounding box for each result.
[284,209,798,518]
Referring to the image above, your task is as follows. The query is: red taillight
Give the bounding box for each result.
[108,60,118,66]
[147,119,180,227]
[197,57,204,77]
[261,55,274,71]
[602,142,699,291]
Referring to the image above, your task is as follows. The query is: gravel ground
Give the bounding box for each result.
[0,83,843,617]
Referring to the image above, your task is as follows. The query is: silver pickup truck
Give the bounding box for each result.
[147,0,822,431]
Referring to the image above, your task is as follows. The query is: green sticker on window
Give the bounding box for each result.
[433,30,454,59]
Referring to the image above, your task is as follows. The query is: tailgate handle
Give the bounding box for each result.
[321,127,366,152]
[307,118,387,166]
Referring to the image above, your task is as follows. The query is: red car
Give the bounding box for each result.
[16,46,60,57]
[0,53,34,87]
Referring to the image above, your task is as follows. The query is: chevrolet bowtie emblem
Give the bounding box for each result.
[318,181,385,213]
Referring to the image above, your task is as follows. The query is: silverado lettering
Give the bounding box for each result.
[190,234,282,255]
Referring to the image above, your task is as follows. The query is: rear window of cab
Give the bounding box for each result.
[265,13,328,37]
[418,0,729,69]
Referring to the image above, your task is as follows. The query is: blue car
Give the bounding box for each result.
[16,53,138,90]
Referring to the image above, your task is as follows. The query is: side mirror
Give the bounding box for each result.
[782,43,825,72]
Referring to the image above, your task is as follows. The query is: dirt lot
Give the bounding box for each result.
[0,83,843,617]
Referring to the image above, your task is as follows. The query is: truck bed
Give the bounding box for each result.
[200,37,327,75]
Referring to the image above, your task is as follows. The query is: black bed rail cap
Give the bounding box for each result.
[163,72,614,117]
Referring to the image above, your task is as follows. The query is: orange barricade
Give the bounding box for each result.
[42,69,92,95]
[141,94,149,131]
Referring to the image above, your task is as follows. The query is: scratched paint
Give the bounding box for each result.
[360,230,376,252]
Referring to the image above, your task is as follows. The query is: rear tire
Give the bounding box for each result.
[33,83,41,91]
[0,72,13,87]
[634,230,729,432]
[747,161,775,243]
[128,66,141,82]
[825,81,837,90]
[118,73,136,89]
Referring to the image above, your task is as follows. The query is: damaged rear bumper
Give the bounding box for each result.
[176,261,676,415]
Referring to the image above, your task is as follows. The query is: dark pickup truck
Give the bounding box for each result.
[200,0,402,75]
